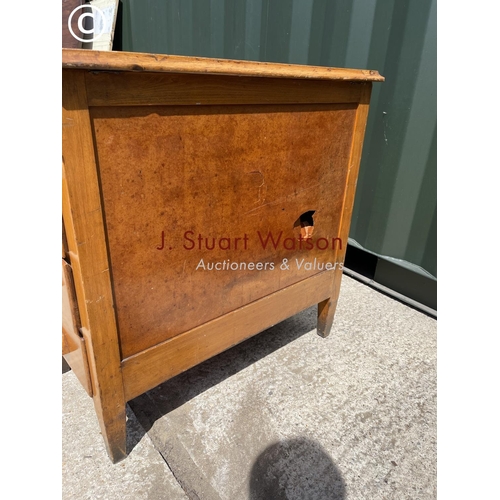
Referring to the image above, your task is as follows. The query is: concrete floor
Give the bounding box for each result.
[62,371,188,500]
[63,274,436,499]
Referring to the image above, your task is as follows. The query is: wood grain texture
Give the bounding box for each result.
[62,70,126,463]
[62,51,381,462]
[317,84,373,337]
[121,270,335,401]
[85,71,365,107]
[91,102,355,359]
[63,48,384,82]
[62,259,93,396]
[62,259,81,347]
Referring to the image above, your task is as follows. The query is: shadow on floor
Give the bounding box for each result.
[62,356,71,374]
[127,305,318,453]
[249,438,345,500]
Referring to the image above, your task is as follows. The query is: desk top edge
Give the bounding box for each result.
[62,49,384,82]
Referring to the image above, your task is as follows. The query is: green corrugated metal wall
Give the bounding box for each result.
[115,0,437,305]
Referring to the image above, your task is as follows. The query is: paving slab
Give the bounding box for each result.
[128,275,437,499]
[62,370,188,500]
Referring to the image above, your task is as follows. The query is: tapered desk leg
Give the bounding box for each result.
[317,296,338,338]
[63,70,128,464]
[93,396,127,464]
[317,274,342,338]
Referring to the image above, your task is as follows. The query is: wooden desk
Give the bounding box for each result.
[62,48,383,462]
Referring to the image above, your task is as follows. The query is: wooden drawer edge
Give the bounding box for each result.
[62,260,93,397]
[121,270,336,401]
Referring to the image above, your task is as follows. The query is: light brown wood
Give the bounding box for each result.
[62,259,93,396]
[121,270,335,401]
[62,259,81,349]
[62,70,126,463]
[92,102,356,359]
[317,84,372,337]
[63,48,384,82]
[62,49,381,462]
[85,71,366,107]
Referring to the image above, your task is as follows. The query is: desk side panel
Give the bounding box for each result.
[91,101,356,358]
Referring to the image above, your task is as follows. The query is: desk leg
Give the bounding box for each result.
[317,276,342,337]
[317,297,337,338]
[93,395,127,464]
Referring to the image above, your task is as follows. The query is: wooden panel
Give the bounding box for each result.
[85,71,365,107]
[63,48,384,82]
[121,270,336,402]
[338,85,372,262]
[62,260,81,347]
[62,69,127,463]
[317,84,373,337]
[62,260,93,396]
[91,103,356,358]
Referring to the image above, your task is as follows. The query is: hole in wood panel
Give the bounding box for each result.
[293,210,316,239]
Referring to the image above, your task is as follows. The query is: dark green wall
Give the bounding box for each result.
[115,0,437,298]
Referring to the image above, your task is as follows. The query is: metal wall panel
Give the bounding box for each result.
[116,0,437,298]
